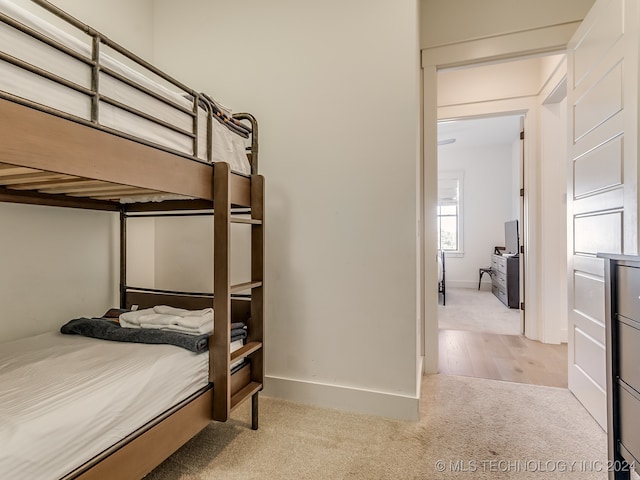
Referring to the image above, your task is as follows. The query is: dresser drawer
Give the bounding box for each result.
[618,265,640,322]
[619,383,640,463]
[494,259,507,274]
[492,284,507,306]
[493,271,507,290]
[619,319,640,392]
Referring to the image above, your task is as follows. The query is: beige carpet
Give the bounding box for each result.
[146,374,608,479]
[439,288,522,335]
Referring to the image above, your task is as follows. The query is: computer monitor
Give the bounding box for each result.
[505,220,519,255]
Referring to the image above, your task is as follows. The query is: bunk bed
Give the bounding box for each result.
[0,1,265,479]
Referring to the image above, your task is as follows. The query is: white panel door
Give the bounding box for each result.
[567,0,638,429]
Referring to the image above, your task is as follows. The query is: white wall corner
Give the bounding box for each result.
[264,376,420,422]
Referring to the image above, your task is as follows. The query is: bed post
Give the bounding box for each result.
[250,174,264,430]
[213,162,231,422]
[120,206,127,309]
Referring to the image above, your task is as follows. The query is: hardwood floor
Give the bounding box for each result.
[438,328,568,388]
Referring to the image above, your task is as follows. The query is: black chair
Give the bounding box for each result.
[478,267,492,290]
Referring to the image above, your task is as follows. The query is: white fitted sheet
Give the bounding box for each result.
[0,331,209,480]
[0,0,251,175]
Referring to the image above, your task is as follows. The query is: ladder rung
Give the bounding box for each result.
[230,216,262,225]
[230,381,262,410]
[231,341,262,362]
[230,281,262,294]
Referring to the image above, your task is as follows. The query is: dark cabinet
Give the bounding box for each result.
[491,254,519,309]
[601,254,640,479]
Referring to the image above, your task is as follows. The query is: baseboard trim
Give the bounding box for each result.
[560,328,568,344]
[263,375,420,421]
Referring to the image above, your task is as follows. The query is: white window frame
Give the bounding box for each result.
[437,170,464,257]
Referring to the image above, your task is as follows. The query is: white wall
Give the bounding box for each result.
[439,144,515,288]
[153,217,251,292]
[152,0,421,419]
[126,217,156,289]
[439,58,546,107]
[0,203,117,342]
[43,0,155,60]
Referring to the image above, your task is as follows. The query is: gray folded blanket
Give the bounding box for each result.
[60,317,209,353]
[231,328,247,343]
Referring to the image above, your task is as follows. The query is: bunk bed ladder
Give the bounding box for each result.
[213,162,264,429]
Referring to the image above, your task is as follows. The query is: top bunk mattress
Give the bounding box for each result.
[0,0,251,176]
[0,331,209,480]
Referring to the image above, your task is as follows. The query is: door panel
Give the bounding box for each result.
[574,212,622,255]
[574,328,606,389]
[573,188,623,215]
[573,0,623,84]
[574,62,623,140]
[573,272,605,328]
[567,0,638,430]
[574,136,623,196]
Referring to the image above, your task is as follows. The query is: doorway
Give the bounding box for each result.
[436,114,522,335]
[433,56,569,388]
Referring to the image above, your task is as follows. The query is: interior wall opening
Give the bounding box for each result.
[434,54,569,388]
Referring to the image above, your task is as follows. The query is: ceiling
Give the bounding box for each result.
[438,115,522,149]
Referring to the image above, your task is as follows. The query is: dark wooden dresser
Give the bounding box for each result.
[491,253,519,308]
[601,254,640,479]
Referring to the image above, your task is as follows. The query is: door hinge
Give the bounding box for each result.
[520,245,524,254]
[520,188,524,197]
[520,302,525,311]
[520,130,525,140]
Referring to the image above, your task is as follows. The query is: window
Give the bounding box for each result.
[438,172,463,254]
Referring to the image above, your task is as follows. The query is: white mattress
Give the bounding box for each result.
[0,0,251,175]
[0,331,209,480]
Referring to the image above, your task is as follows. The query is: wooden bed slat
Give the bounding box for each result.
[0,186,119,211]
[10,178,97,190]
[68,188,159,198]
[0,167,40,177]
[39,181,128,194]
[0,172,69,185]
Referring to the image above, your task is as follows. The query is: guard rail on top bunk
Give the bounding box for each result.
[0,0,258,181]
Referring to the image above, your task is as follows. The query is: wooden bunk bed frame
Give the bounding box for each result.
[0,1,264,479]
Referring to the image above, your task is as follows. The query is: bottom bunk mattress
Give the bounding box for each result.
[0,331,209,480]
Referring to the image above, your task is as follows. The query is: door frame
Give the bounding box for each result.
[421,30,571,374]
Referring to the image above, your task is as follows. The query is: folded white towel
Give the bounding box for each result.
[154,305,212,317]
[119,308,154,326]
[144,322,213,335]
[119,305,214,334]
